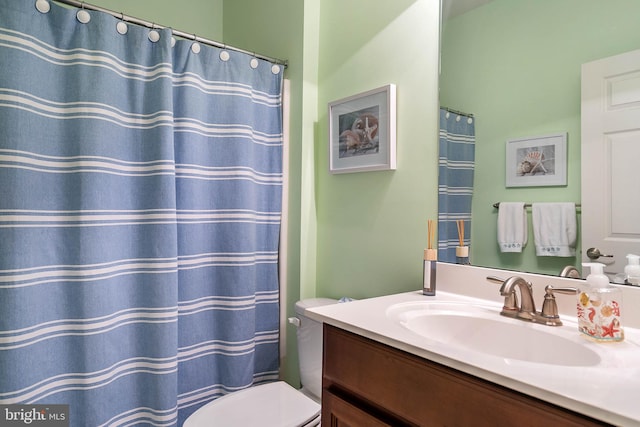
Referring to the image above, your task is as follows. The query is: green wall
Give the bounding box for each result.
[315,0,441,300]
[440,0,640,276]
[90,0,223,41]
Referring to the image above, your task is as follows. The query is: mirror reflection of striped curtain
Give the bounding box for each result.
[0,1,283,425]
[438,108,475,263]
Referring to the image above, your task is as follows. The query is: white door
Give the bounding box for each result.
[581,49,640,277]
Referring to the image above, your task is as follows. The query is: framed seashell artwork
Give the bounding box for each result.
[505,132,567,187]
[328,84,396,174]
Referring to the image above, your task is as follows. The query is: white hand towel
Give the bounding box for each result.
[532,203,577,257]
[497,202,527,253]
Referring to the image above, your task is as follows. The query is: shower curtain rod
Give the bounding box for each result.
[51,0,289,67]
[441,106,474,117]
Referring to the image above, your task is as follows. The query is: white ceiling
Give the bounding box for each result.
[442,0,493,20]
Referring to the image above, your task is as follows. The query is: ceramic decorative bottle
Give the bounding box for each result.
[577,263,624,342]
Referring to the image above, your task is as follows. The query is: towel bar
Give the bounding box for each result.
[493,202,581,209]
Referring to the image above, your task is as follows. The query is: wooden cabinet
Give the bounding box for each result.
[322,324,610,427]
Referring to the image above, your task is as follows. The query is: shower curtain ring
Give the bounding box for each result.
[76,2,91,24]
[116,12,128,35]
[250,52,259,69]
[218,44,230,61]
[148,23,161,43]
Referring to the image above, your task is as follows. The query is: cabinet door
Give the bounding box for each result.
[323,325,612,427]
[322,390,394,427]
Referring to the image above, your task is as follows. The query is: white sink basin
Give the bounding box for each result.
[386,301,601,366]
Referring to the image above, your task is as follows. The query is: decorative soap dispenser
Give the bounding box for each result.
[577,263,624,342]
[624,254,640,286]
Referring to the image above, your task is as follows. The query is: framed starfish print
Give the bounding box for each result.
[506,133,567,187]
[328,84,396,174]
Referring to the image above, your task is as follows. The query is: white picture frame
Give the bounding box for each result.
[505,133,567,187]
[328,84,396,174]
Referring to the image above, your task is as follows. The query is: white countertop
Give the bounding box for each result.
[306,263,640,426]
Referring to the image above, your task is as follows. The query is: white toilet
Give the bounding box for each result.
[183,298,338,427]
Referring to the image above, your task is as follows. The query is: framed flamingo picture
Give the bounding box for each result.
[505,132,567,187]
[328,84,396,174]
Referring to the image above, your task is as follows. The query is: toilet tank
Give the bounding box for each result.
[294,298,338,401]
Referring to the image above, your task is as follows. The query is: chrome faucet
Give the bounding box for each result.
[486,276,578,326]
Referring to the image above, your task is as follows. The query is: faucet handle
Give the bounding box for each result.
[540,285,579,325]
[485,276,518,313]
[545,285,579,295]
[486,276,515,295]
[486,276,506,284]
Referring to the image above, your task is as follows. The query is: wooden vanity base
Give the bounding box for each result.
[322,324,611,427]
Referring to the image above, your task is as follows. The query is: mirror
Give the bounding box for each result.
[439,0,640,278]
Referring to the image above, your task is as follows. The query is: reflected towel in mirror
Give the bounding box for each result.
[497,202,527,252]
[532,203,577,257]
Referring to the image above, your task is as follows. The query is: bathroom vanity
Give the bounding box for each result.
[322,325,606,426]
[307,264,640,426]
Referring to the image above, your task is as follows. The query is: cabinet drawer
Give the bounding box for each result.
[322,324,609,427]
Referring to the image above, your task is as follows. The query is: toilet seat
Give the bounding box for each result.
[183,381,321,427]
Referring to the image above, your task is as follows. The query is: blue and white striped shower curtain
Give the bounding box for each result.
[0,1,283,425]
[438,108,475,263]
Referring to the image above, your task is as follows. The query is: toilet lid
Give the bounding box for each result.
[183,381,321,427]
